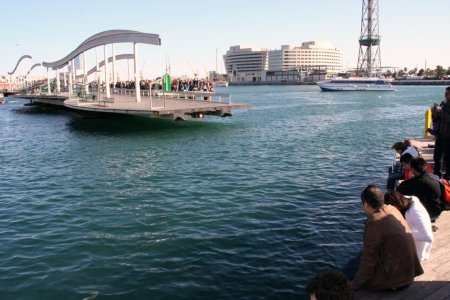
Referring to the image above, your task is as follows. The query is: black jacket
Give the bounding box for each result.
[397,172,442,220]
[436,100,450,138]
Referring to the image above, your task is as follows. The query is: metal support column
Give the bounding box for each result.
[127,59,131,81]
[47,67,51,94]
[104,44,111,98]
[134,42,141,102]
[72,59,76,83]
[112,43,117,87]
[56,68,60,94]
[68,61,73,99]
[83,52,88,94]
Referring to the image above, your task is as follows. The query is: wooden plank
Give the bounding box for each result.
[423,283,450,300]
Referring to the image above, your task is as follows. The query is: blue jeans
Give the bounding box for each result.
[434,138,444,177]
[341,251,362,280]
[387,162,404,190]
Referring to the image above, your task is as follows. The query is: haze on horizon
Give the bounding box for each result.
[1,0,449,79]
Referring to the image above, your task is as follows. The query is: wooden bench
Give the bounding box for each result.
[99,97,114,106]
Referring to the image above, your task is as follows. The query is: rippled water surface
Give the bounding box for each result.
[0,86,444,299]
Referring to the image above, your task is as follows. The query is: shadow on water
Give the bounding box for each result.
[10,102,244,137]
[66,112,237,136]
[12,103,71,116]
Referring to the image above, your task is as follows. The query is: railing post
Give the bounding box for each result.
[104,45,111,99]
[134,42,141,102]
[425,109,432,137]
[46,67,51,94]
[150,86,153,110]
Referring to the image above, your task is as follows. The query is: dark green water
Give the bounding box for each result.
[0,86,444,299]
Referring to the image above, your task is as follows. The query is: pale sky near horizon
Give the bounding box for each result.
[1,0,449,79]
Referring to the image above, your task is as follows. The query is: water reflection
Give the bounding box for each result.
[65,114,231,136]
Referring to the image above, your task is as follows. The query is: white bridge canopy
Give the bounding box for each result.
[42,30,161,70]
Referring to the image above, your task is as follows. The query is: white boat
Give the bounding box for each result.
[215,81,229,87]
[318,77,395,91]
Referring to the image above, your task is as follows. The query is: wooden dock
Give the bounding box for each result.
[355,137,450,299]
[13,94,68,106]
[14,91,250,120]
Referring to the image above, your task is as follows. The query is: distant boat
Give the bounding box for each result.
[318,77,395,91]
[0,93,6,104]
[215,81,229,87]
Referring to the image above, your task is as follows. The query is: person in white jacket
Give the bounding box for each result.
[384,190,434,262]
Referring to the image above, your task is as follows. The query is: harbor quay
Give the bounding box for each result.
[354,137,450,299]
[392,80,450,86]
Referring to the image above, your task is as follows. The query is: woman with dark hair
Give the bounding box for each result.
[387,141,420,190]
[384,190,434,262]
[397,157,443,222]
[400,153,433,180]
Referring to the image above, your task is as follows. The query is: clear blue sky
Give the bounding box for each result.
[2,0,449,79]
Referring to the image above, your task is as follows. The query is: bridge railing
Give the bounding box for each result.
[107,87,231,103]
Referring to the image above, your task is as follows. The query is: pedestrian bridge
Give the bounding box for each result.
[12,29,249,120]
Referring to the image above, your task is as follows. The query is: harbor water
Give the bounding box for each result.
[0,86,444,299]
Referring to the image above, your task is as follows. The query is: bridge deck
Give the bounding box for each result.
[15,91,250,120]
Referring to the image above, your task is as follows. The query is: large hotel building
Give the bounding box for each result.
[223,41,342,82]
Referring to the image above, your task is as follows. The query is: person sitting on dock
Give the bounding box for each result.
[397,157,443,222]
[351,185,423,292]
[387,142,420,190]
[400,153,433,180]
[431,87,450,178]
[384,191,434,262]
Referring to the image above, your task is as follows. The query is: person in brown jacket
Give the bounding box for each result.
[351,185,424,291]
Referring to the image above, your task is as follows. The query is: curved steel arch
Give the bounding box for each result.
[42,30,161,70]
[84,54,135,78]
[26,63,43,76]
[8,55,32,75]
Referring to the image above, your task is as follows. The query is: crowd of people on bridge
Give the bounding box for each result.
[87,78,215,93]
[170,78,214,92]
[306,88,450,299]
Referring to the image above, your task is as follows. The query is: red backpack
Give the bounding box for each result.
[440,179,450,210]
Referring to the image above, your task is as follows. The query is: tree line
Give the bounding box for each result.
[385,65,450,79]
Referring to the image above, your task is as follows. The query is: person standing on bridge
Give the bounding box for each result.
[431,86,450,178]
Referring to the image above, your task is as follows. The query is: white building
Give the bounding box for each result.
[268,41,342,75]
[224,42,342,83]
[223,45,268,82]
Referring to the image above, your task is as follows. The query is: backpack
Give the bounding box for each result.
[439,179,450,211]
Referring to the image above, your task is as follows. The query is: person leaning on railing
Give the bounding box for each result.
[431,86,450,178]
[386,141,420,190]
